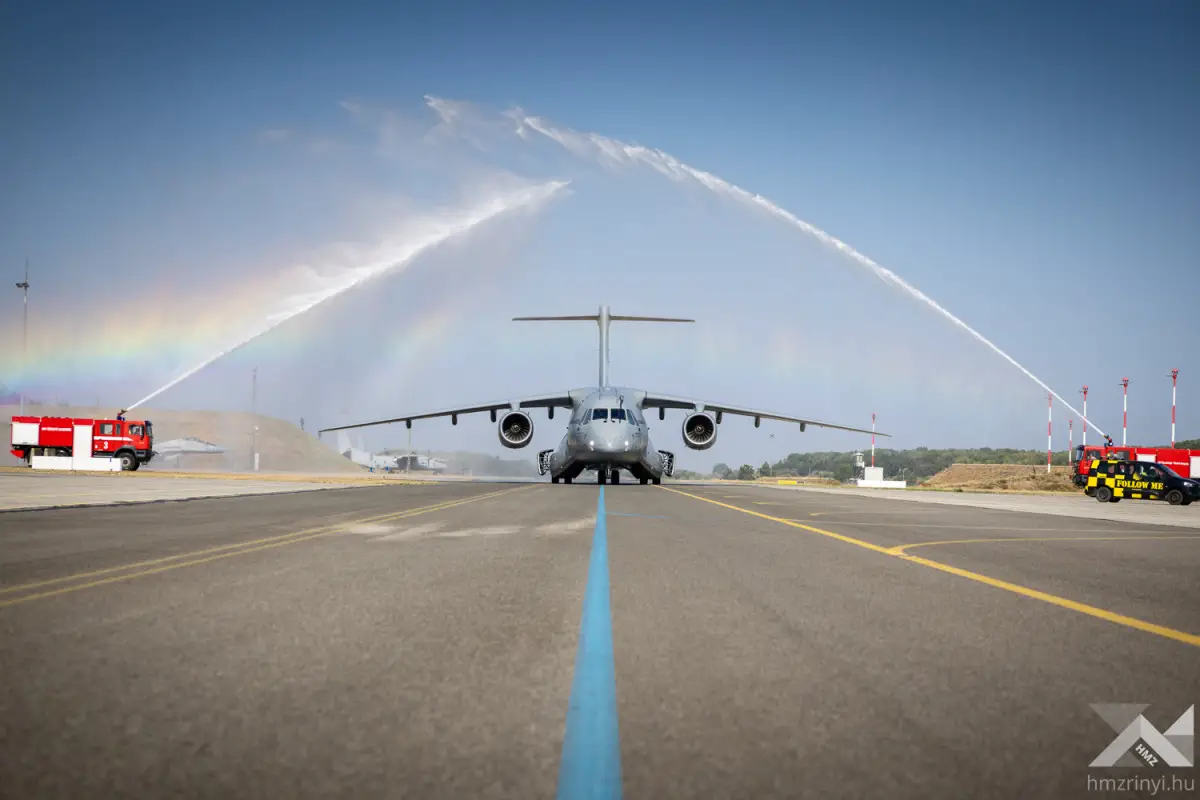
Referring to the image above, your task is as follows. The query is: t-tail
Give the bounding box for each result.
[513,305,694,387]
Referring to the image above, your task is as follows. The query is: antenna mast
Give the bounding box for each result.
[16,258,29,415]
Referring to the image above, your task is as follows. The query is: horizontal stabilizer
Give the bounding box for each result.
[513,305,693,387]
[513,314,694,323]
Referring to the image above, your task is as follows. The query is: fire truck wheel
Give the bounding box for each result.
[1094,486,1113,503]
[1166,489,1184,506]
[118,452,136,471]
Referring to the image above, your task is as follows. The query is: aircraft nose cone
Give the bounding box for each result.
[597,429,622,452]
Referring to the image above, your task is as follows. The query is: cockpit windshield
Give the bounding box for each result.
[589,407,636,423]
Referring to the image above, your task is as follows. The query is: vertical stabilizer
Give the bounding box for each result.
[598,304,611,387]
[512,306,694,387]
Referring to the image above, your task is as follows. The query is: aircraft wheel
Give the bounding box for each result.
[610,469,620,485]
[652,477,661,485]
[640,477,648,485]
[597,470,606,485]
[551,476,559,484]
[564,477,572,484]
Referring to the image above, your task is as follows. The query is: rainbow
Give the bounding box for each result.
[1,180,569,403]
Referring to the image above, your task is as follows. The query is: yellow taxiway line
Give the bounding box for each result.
[887,535,1200,556]
[661,486,1200,648]
[0,485,533,609]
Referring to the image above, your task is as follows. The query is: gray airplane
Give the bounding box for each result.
[318,306,889,485]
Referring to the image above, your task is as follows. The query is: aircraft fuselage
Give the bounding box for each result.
[540,386,671,485]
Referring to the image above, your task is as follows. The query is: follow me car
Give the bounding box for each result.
[1083,459,1200,506]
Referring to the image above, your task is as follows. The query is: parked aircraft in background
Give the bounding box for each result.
[153,437,226,466]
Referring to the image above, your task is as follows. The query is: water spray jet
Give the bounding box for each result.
[442,96,1111,440]
[123,180,568,411]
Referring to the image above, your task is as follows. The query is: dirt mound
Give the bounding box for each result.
[2,404,363,474]
[923,463,1076,493]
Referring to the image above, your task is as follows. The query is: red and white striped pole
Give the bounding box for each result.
[871,413,876,468]
[1080,385,1088,447]
[1069,418,1073,459]
[1047,393,1053,473]
[1120,378,1129,445]
[1170,369,1178,448]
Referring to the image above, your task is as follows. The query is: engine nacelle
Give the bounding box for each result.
[681,412,717,451]
[498,410,534,449]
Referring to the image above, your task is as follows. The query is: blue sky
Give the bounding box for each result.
[2,0,1198,469]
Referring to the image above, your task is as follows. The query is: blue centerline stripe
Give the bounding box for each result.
[556,485,622,800]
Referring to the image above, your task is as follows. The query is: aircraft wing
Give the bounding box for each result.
[640,392,889,437]
[318,392,574,434]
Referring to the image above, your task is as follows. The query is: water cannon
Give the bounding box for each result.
[116,409,127,421]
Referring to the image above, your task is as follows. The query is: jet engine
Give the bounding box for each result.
[498,410,534,449]
[681,412,717,450]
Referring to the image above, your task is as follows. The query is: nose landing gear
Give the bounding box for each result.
[596,468,620,485]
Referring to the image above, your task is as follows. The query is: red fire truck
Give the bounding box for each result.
[1070,443,1200,486]
[10,415,155,471]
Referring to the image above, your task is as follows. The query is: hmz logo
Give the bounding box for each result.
[1091,704,1194,768]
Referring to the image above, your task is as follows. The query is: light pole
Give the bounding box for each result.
[1120,378,1129,446]
[871,412,876,468]
[251,367,259,472]
[1047,393,1052,474]
[1169,369,1178,448]
[1080,386,1088,448]
[15,258,29,415]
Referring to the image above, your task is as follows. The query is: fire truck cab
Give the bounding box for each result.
[1070,444,1200,487]
[10,415,156,471]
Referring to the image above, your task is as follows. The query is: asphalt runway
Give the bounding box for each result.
[1,480,1197,798]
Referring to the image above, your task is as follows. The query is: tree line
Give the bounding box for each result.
[700,437,1200,482]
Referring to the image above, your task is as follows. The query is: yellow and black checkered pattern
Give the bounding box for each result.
[1084,459,1166,500]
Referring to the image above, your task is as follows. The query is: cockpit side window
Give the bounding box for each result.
[592,408,608,421]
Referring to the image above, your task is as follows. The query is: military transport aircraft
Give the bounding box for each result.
[319,306,889,485]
